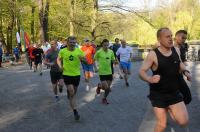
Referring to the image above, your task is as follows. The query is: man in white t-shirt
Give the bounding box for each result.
[42,41,51,54]
[116,39,133,87]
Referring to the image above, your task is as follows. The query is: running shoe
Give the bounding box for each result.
[126,82,129,87]
[102,98,109,104]
[74,112,80,121]
[55,96,60,102]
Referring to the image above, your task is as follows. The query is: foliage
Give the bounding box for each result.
[0,0,200,52]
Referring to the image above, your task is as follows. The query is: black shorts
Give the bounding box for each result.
[149,92,183,108]
[50,71,63,84]
[99,75,113,82]
[34,59,42,65]
[63,75,80,87]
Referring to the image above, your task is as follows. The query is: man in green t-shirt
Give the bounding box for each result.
[57,36,84,121]
[94,39,116,104]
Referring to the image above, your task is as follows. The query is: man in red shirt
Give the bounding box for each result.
[81,39,96,90]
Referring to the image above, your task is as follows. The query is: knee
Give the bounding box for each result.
[156,121,167,130]
[68,89,75,96]
[178,119,189,127]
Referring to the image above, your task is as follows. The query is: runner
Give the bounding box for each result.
[57,36,85,121]
[116,39,133,87]
[27,44,36,71]
[139,27,191,132]
[174,30,192,105]
[13,45,20,62]
[32,44,44,75]
[42,41,51,69]
[80,39,96,91]
[110,38,123,79]
[174,30,188,63]
[44,40,63,101]
[94,39,116,104]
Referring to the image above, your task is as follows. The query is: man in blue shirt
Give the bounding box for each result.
[13,46,20,62]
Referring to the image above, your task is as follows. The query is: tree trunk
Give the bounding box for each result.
[0,11,6,49]
[31,6,35,42]
[38,0,45,44]
[43,0,49,42]
[91,0,98,40]
[69,0,76,36]
[6,0,15,53]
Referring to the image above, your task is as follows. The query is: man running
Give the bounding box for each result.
[13,46,20,62]
[116,39,133,87]
[139,27,191,132]
[32,44,44,75]
[27,44,36,70]
[110,38,123,78]
[174,30,192,104]
[174,30,189,63]
[95,39,115,104]
[44,40,63,101]
[81,39,96,91]
[57,36,85,121]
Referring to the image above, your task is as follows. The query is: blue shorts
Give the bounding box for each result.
[120,62,131,71]
[82,63,94,72]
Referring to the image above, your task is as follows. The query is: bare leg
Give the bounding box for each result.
[153,107,167,132]
[168,102,189,127]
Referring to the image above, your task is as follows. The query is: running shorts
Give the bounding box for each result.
[99,74,113,82]
[50,71,63,84]
[63,75,80,87]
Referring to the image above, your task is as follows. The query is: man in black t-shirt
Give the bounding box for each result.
[32,44,44,75]
[174,30,189,63]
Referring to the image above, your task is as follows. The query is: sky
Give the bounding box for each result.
[99,0,173,10]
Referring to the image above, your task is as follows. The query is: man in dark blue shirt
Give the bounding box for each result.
[13,46,20,62]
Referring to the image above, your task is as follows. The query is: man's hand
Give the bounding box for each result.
[185,72,192,81]
[148,75,160,83]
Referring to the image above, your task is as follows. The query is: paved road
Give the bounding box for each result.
[0,61,199,132]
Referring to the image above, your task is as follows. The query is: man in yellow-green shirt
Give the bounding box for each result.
[94,39,116,104]
[57,36,84,121]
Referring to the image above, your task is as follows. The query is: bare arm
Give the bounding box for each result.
[139,51,160,83]
[57,56,63,70]
[175,47,192,81]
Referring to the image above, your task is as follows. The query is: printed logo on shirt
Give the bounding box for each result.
[69,55,74,61]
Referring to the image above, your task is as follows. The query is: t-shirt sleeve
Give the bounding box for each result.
[92,47,96,54]
[116,48,120,56]
[129,47,133,53]
[45,52,50,60]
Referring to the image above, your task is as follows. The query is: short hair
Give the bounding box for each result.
[157,27,170,38]
[100,39,109,46]
[101,39,109,44]
[115,38,119,42]
[175,30,187,36]
[65,36,76,42]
